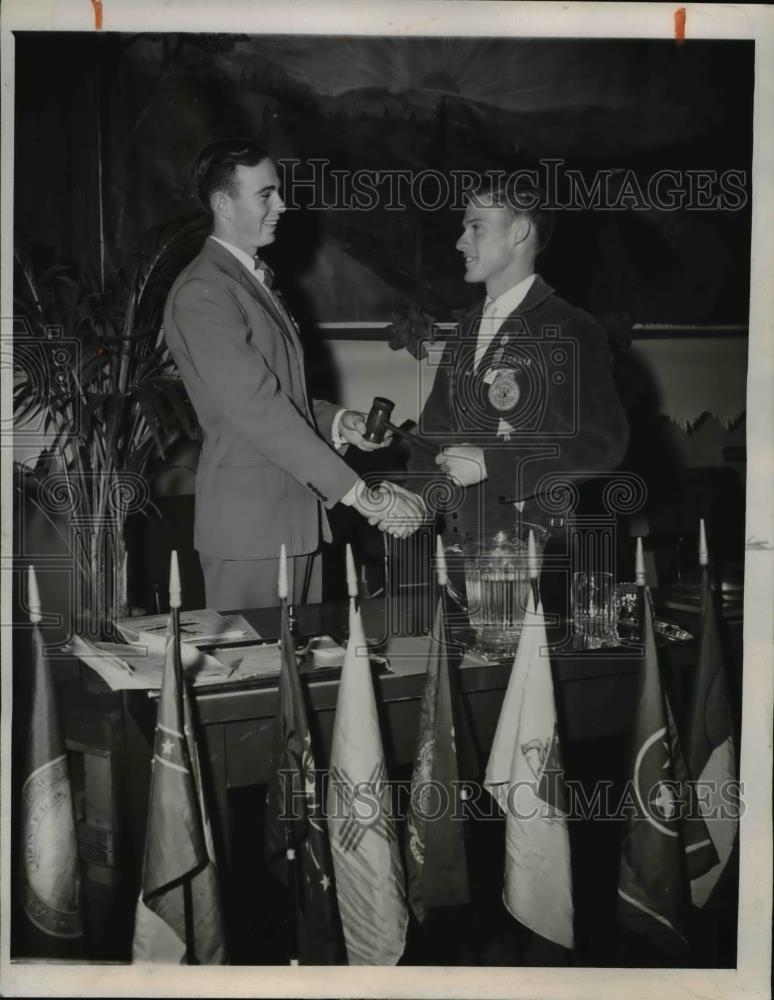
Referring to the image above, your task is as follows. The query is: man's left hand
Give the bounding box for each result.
[339,410,393,451]
[436,445,488,487]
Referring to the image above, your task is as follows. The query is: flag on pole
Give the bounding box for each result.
[265,549,343,963]
[685,564,738,906]
[326,547,408,965]
[617,586,691,952]
[132,616,225,963]
[17,566,84,956]
[405,539,470,922]
[484,600,574,950]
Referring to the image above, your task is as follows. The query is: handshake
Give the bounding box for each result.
[351,481,427,539]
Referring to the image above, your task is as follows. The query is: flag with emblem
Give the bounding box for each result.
[484,600,574,950]
[132,619,225,963]
[617,587,692,952]
[326,589,408,964]
[264,595,343,963]
[405,589,471,923]
[684,566,738,906]
[16,567,84,957]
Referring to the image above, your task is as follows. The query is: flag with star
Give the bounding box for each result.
[484,600,574,950]
[132,619,225,963]
[617,587,692,954]
[264,596,344,963]
[326,593,408,965]
[405,589,471,923]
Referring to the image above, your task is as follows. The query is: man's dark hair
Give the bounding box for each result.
[191,139,270,211]
[469,173,555,254]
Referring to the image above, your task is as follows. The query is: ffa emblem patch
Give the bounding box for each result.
[488,369,521,412]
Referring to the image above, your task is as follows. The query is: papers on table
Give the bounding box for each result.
[68,631,280,692]
[210,643,282,677]
[114,609,260,650]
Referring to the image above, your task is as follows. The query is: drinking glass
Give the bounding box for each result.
[571,571,618,648]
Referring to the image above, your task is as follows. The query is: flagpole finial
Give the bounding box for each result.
[169,550,182,609]
[27,565,42,624]
[635,537,646,586]
[527,529,539,580]
[278,544,289,600]
[435,535,448,587]
[345,544,359,599]
[699,518,709,567]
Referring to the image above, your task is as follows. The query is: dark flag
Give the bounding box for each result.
[617,588,691,952]
[132,620,226,963]
[265,596,344,963]
[685,566,738,905]
[405,591,471,922]
[17,567,84,956]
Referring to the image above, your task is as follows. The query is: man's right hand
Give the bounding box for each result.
[352,481,426,539]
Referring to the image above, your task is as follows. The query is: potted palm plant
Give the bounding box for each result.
[13,218,206,638]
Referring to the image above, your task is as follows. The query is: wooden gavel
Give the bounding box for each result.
[363,396,437,455]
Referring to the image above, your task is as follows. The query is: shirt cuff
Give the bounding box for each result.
[331,408,347,447]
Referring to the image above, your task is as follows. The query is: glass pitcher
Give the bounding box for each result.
[445,522,550,654]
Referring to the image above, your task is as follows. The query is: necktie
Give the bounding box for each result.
[253,256,275,289]
[473,298,498,372]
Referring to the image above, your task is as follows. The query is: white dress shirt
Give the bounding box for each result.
[473,273,536,372]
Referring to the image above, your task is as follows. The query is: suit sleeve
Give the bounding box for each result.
[311,398,341,442]
[484,315,629,502]
[403,346,456,501]
[170,279,359,506]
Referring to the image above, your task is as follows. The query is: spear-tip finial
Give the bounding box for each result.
[699,518,709,567]
[27,565,42,624]
[527,529,539,580]
[345,544,359,599]
[169,550,182,609]
[278,543,289,600]
[435,534,448,587]
[635,536,646,586]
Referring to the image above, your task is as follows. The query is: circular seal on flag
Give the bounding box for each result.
[632,727,680,837]
[488,370,521,412]
[20,755,83,938]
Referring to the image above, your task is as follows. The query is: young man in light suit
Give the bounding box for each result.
[164,139,424,610]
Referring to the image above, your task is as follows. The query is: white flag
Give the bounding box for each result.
[326,598,408,965]
[485,602,574,949]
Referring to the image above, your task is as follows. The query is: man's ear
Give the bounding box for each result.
[211,190,231,221]
[510,215,531,249]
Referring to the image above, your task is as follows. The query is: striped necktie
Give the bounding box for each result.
[253,256,275,289]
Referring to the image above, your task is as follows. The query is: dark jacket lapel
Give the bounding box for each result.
[476,275,556,372]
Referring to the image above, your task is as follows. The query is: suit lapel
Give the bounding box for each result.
[202,238,312,416]
[236,266,304,358]
[202,238,303,357]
